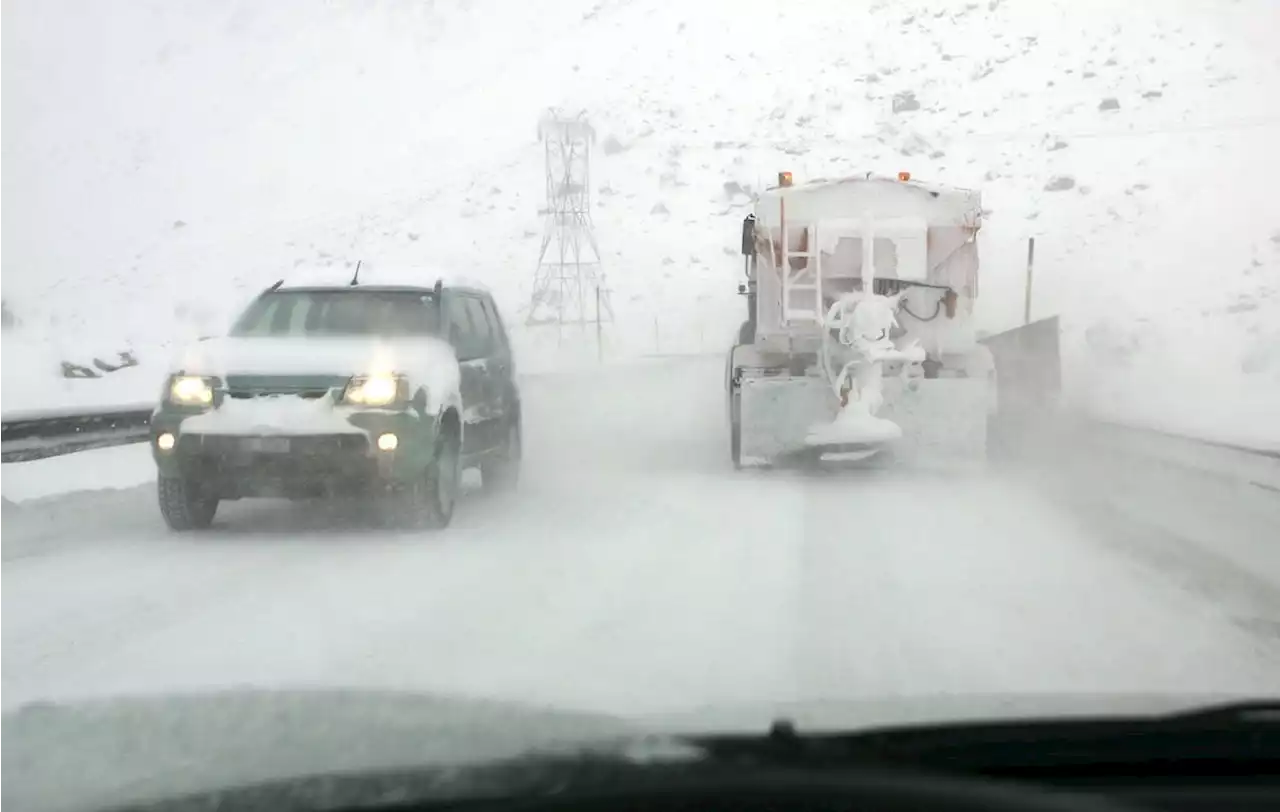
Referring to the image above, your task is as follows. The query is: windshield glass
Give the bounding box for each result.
[230,290,442,337]
[3,0,1279,808]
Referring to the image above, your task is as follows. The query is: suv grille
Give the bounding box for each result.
[228,389,329,400]
[224,375,349,400]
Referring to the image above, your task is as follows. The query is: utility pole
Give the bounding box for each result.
[1024,237,1036,325]
[595,282,603,362]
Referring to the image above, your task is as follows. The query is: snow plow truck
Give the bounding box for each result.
[726,170,998,469]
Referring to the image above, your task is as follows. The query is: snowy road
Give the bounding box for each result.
[4,356,1280,719]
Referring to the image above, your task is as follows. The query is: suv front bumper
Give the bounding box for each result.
[151,412,436,499]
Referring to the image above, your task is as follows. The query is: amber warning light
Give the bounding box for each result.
[898,171,911,182]
[778,171,793,187]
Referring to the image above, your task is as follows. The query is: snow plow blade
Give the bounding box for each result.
[980,316,1062,460]
[738,375,989,470]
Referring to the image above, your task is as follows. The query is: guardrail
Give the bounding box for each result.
[1070,416,1280,493]
[1,405,154,463]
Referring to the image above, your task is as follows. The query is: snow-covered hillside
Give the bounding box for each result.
[4,0,1279,445]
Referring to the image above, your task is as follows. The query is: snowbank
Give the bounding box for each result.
[0,444,155,503]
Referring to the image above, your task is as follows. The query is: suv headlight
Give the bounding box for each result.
[342,373,407,407]
[168,375,217,406]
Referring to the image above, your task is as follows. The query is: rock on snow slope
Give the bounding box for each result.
[3,0,1278,446]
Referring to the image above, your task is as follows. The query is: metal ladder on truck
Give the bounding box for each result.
[777,198,823,326]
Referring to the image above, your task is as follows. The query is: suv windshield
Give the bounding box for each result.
[230,290,441,337]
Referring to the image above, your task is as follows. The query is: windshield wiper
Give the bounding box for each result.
[754,700,1280,746]
[682,703,1280,778]
[1161,700,1280,724]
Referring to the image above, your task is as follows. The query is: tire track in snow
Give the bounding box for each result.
[1012,439,1280,653]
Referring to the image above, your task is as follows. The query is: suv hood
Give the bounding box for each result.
[176,335,458,380]
[2,689,1242,812]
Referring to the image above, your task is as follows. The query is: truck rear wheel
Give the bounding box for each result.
[158,474,218,531]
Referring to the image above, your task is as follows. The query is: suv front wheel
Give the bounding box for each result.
[388,425,461,530]
[421,427,461,528]
[158,474,219,531]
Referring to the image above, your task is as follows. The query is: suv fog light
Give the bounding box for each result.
[156,432,176,451]
[377,433,398,452]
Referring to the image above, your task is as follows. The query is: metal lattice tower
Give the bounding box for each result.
[527,110,612,325]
